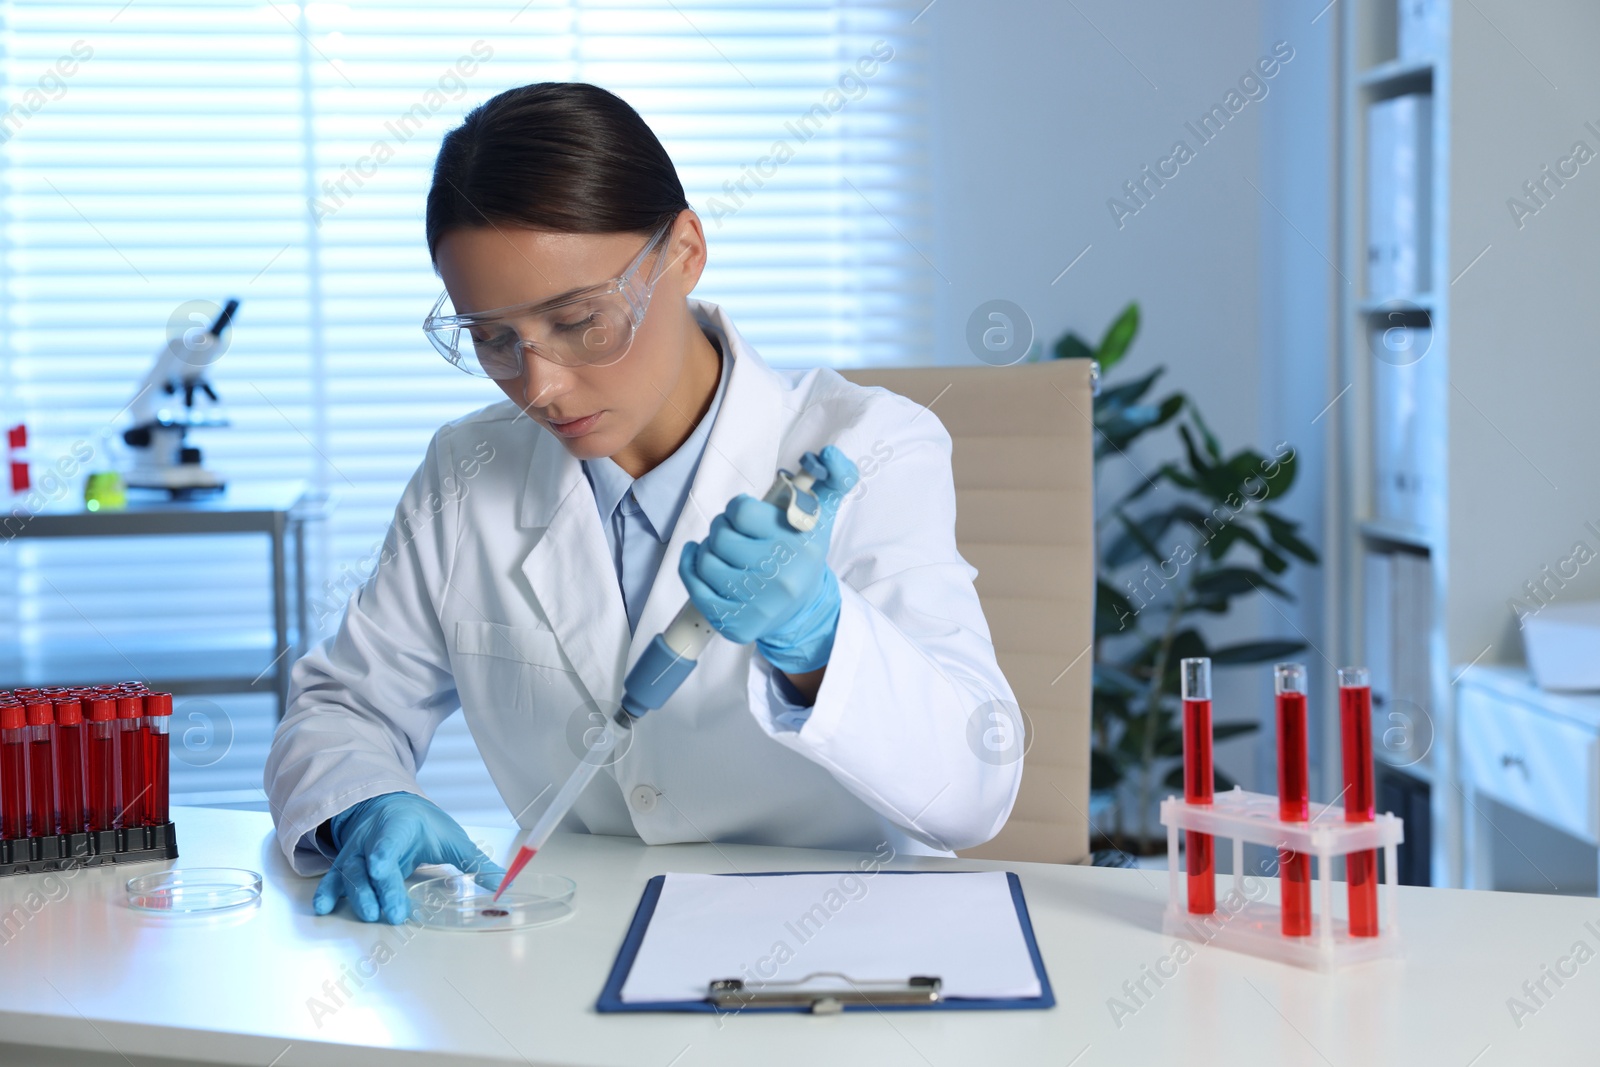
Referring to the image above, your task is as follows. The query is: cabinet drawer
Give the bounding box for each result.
[1459,686,1600,844]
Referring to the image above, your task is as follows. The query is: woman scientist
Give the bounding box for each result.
[264,82,1021,924]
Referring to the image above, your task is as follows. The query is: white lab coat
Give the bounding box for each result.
[265,299,1021,874]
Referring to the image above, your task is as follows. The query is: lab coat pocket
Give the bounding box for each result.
[450,620,578,725]
[452,620,572,672]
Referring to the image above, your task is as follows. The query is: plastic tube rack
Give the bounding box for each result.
[1,681,177,876]
[1160,786,1404,971]
[1,823,178,876]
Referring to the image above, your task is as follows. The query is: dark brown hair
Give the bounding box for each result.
[426,82,689,260]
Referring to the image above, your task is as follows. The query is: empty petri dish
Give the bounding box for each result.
[126,868,263,914]
[408,872,575,931]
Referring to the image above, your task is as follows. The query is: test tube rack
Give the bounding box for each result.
[1160,786,1404,971]
[1,680,177,877]
[0,822,178,876]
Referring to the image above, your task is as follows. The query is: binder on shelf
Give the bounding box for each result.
[1364,548,1394,715]
[1371,322,1436,528]
[1366,93,1432,299]
[597,870,1054,1014]
[1387,552,1435,771]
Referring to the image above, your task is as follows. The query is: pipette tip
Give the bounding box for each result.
[492,846,536,902]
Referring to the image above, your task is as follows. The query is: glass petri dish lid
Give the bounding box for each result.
[126,868,263,914]
[408,872,575,931]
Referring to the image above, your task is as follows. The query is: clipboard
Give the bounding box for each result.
[596,870,1055,1014]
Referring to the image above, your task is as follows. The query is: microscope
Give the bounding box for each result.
[122,299,239,495]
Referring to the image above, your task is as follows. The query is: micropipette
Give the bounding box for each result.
[493,452,830,900]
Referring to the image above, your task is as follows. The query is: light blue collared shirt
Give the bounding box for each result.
[582,319,814,725]
[583,328,731,634]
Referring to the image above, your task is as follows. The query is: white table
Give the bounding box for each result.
[0,806,1594,1066]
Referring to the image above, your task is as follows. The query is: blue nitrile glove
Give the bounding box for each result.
[678,445,859,674]
[314,791,505,924]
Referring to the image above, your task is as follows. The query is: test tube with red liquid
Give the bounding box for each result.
[115,694,148,829]
[1181,657,1215,915]
[0,704,27,840]
[144,693,172,826]
[7,423,29,494]
[54,699,87,833]
[1339,666,1379,937]
[86,698,118,832]
[1275,663,1312,937]
[24,701,55,838]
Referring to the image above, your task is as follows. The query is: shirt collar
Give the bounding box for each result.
[583,325,732,542]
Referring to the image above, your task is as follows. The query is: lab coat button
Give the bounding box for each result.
[630,785,659,814]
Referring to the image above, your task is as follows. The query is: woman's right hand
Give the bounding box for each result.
[314,791,504,924]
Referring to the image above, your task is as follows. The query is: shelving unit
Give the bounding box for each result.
[1335,0,1454,887]
[1357,518,1433,553]
[1355,57,1434,92]
[1335,0,1600,891]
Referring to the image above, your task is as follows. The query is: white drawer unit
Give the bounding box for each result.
[1454,666,1600,893]
[1457,685,1600,845]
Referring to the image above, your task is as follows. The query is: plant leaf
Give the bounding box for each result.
[1111,459,1191,508]
[1178,424,1213,477]
[1213,721,1260,741]
[1104,506,1195,568]
[1090,748,1124,791]
[1162,765,1247,792]
[1154,730,1184,758]
[1160,465,1198,491]
[1095,580,1137,635]
[1114,511,1168,568]
[1189,406,1222,462]
[1206,522,1241,560]
[1168,629,1211,661]
[1209,639,1307,665]
[1096,302,1140,373]
[1053,331,1095,362]
[1218,450,1267,499]
[1191,567,1293,604]
[1262,511,1319,564]
[1205,520,1287,575]
[1094,367,1163,414]
[1261,448,1297,497]
[1099,403,1173,446]
[1094,663,1144,696]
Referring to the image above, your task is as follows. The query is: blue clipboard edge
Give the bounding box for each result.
[595,870,1055,1014]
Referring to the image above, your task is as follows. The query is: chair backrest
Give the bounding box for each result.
[840,360,1096,864]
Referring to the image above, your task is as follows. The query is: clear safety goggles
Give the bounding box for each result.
[423,217,676,378]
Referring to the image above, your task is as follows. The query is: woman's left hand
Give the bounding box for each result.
[678,444,859,674]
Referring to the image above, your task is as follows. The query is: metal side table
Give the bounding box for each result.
[1,481,325,717]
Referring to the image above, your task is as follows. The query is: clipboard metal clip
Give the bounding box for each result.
[708,973,942,1014]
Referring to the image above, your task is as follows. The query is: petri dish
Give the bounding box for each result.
[126,868,263,914]
[408,872,575,931]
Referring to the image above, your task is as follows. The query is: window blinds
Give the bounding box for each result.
[0,0,931,820]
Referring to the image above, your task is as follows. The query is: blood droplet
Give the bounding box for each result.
[480,907,509,918]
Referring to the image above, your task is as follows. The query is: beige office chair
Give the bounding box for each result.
[841,360,1096,865]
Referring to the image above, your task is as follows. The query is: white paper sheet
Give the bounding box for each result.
[618,870,1042,1003]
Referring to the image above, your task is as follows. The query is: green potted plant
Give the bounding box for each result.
[1049,303,1320,855]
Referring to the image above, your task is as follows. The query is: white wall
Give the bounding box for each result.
[923,0,1340,800]
[1446,0,1600,669]
[1256,6,1338,796]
